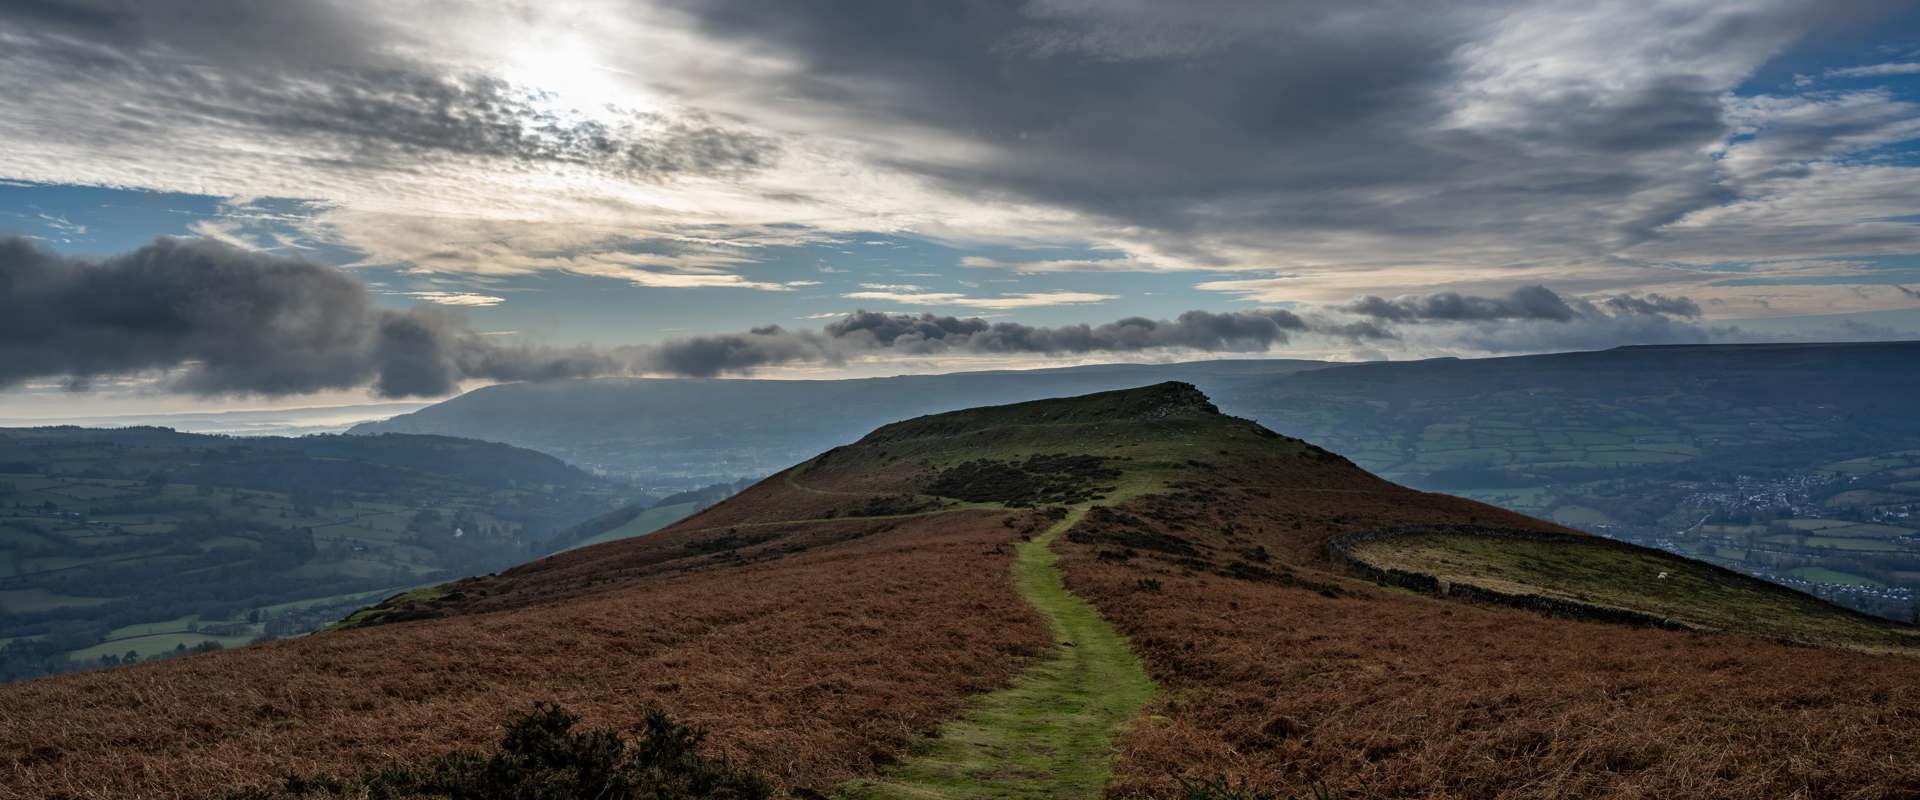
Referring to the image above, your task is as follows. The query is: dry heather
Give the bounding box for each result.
[0,509,1051,799]
[1058,462,1920,799]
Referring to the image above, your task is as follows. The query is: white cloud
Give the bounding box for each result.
[841,289,1118,309]
[400,291,507,307]
[1827,62,1920,78]
[959,255,1176,273]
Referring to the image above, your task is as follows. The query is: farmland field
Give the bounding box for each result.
[0,427,640,681]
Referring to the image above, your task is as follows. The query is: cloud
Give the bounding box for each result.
[640,307,1394,377]
[615,272,810,291]
[959,255,1171,273]
[1335,286,1710,328]
[0,236,615,398]
[3,236,1766,392]
[1601,293,1703,318]
[0,7,778,184]
[398,291,507,307]
[1311,285,1722,355]
[3,0,1919,315]
[841,289,1118,309]
[1827,62,1920,78]
[36,213,85,238]
[1338,286,1581,323]
[1,236,1410,392]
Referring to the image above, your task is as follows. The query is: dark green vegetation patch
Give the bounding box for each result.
[221,702,770,800]
[926,454,1121,506]
[1065,506,1200,557]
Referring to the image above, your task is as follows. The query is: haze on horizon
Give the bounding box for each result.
[4,0,1920,416]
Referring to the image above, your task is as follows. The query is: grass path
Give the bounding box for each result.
[839,506,1156,800]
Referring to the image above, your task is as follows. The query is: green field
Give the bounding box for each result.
[0,588,114,612]
[1788,567,1886,587]
[562,502,700,551]
[67,631,260,663]
[1350,531,1918,651]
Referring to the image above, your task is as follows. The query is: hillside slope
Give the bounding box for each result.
[0,427,636,682]
[349,343,1920,621]
[5,384,1919,799]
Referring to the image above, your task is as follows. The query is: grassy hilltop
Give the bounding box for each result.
[5,384,1920,799]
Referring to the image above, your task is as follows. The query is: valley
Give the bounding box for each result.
[0,428,679,681]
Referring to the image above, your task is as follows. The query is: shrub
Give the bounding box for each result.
[223,702,770,800]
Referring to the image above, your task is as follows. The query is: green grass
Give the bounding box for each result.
[1788,567,1886,587]
[67,631,257,663]
[328,585,453,630]
[838,506,1156,800]
[104,615,202,640]
[1782,519,1852,531]
[0,587,114,612]
[255,585,428,616]
[1801,536,1904,552]
[1351,532,1919,651]
[562,502,700,552]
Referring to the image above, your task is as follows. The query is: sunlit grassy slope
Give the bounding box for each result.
[1349,530,1920,651]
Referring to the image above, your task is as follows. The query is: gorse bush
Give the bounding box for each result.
[224,702,771,800]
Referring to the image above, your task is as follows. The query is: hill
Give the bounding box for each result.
[349,342,1920,620]
[6,383,1918,799]
[0,427,650,682]
[346,359,1329,489]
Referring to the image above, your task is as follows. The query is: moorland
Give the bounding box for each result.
[7,383,1917,799]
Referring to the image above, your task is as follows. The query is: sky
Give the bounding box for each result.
[3,0,1920,417]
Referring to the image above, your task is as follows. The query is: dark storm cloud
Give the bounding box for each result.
[664,0,1464,236]
[638,308,1393,378]
[0,236,616,397]
[1339,286,1581,322]
[0,2,778,181]
[1602,293,1703,318]
[1340,285,1706,325]
[1326,285,1717,353]
[659,0,1907,255]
